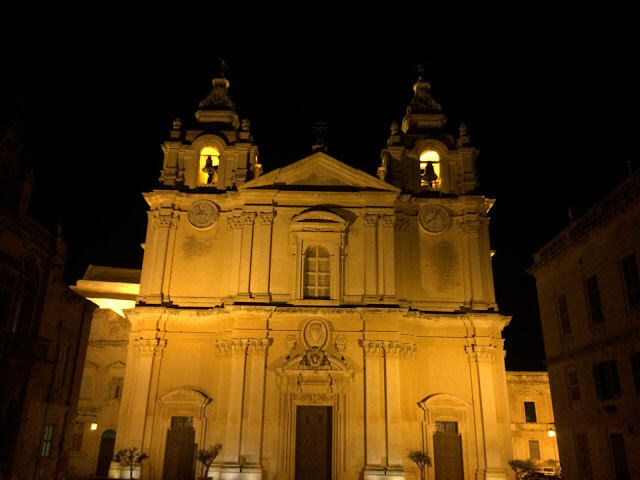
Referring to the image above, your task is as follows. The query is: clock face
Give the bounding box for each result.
[419,205,450,234]
[188,200,220,229]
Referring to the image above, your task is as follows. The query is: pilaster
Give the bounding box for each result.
[237,212,256,299]
[465,343,508,480]
[249,212,275,301]
[363,214,379,301]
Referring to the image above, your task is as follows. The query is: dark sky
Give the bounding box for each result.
[2,3,639,371]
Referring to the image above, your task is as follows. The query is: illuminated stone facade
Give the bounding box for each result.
[75,76,518,480]
[531,171,640,480]
[506,372,559,473]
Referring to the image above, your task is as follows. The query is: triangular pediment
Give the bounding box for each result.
[240,152,400,192]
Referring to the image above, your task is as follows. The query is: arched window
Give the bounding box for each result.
[198,146,220,185]
[303,246,330,299]
[419,150,440,190]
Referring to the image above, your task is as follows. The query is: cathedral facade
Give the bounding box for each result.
[108,76,514,480]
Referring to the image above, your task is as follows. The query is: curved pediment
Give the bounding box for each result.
[240,152,400,192]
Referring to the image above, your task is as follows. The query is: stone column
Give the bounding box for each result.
[161,212,180,300]
[226,214,243,298]
[222,339,249,468]
[380,215,397,301]
[361,340,386,478]
[384,342,410,474]
[139,208,173,303]
[237,213,256,299]
[363,214,379,301]
[240,339,271,475]
[466,343,508,480]
[250,212,275,301]
[114,337,166,479]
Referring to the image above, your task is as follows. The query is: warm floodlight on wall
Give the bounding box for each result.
[90,422,98,431]
[547,427,556,438]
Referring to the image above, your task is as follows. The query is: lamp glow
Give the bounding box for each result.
[547,428,556,438]
[90,422,98,431]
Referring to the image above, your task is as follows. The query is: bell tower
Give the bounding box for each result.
[377,76,478,195]
[158,76,262,190]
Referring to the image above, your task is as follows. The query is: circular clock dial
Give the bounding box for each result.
[419,205,450,234]
[188,200,220,229]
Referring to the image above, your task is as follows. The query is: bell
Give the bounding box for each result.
[201,155,218,184]
[422,161,438,188]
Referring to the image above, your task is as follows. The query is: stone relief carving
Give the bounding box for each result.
[285,334,297,353]
[187,200,220,229]
[134,338,167,356]
[258,211,275,225]
[394,213,410,231]
[334,334,346,353]
[464,343,501,361]
[241,212,257,225]
[363,213,378,227]
[359,339,417,358]
[215,338,271,356]
[302,319,329,350]
[381,214,396,228]
[226,214,243,229]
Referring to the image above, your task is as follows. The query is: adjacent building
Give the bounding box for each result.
[530,171,640,480]
[506,372,559,472]
[0,120,96,480]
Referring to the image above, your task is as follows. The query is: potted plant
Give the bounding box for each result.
[197,443,222,479]
[113,447,149,480]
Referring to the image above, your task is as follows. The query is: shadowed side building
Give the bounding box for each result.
[0,120,96,479]
[530,170,640,480]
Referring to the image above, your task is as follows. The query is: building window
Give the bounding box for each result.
[524,401,537,423]
[574,432,593,480]
[621,253,640,309]
[419,150,440,190]
[199,146,220,185]
[567,368,581,402]
[109,377,123,399]
[585,275,605,324]
[171,416,193,429]
[528,439,540,460]
[557,294,572,336]
[630,353,640,393]
[71,423,84,452]
[609,433,629,479]
[593,360,621,400]
[303,246,330,299]
[40,423,55,457]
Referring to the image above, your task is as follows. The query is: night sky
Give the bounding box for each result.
[2,4,639,371]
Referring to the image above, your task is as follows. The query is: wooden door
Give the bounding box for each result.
[163,417,195,480]
[295,406,332,480]
[434,421,463,480]
[96,430,116,478]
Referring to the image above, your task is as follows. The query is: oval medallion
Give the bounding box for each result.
[303,318,329,350]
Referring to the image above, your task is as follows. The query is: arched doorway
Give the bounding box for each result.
[96,429,116,478]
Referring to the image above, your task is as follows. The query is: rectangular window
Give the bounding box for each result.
[609,433,629,479]
[524,402,537,423]
[621,253,640,309]
[71,423,84,452]
[557,294,572,336]
[567,368,581,402]
[40,423,55,457]
[528,439,540,460]
[109,377,123,399]
[171,416,193,429]
[586,275,605,324]
[574,432,593,480]
[631,353,640,393]
[593,360,621,400]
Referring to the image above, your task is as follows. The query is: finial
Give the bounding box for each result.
[390,121,400,135]
[312,121,328,153]
[457,122,471,146]
[217,57,229,78]
[241,118,250,131]
[416,63,425,81]
[172,117,182,130]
